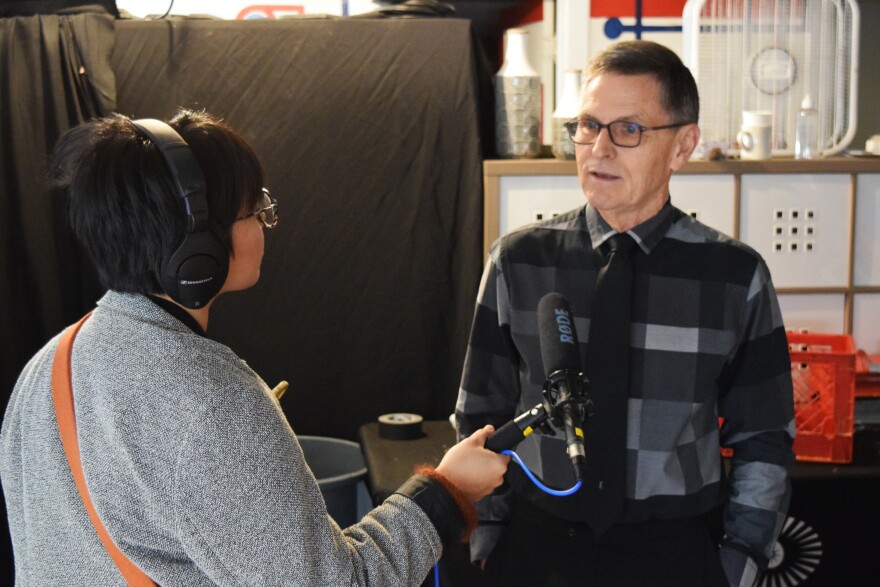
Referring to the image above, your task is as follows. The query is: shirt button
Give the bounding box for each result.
[568,528,577,538]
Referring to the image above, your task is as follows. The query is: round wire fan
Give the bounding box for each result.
[683,0,860,157]
[758,516,823,587]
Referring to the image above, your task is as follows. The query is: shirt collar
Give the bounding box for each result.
[147,295,207,337]
[584,199,674,255]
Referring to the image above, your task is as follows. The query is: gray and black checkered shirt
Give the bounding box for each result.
[456,200,795,583]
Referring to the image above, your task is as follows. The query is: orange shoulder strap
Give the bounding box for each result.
[51,312,156,586]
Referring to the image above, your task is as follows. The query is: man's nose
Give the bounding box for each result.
[591,125,616,156]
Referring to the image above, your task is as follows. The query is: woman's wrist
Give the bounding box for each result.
[414,465,478,541]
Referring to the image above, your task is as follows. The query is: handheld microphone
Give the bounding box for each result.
[484,403,547,453]
[537,292,587,482]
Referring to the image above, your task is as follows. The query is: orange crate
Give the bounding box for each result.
[787,332,856,463]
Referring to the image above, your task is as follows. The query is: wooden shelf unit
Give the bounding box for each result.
[482,157,880,343]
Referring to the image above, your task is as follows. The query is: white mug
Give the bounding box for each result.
[737,111,772,160]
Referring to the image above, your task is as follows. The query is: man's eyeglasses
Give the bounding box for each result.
[562,119,692,148]
[238,188,278,229]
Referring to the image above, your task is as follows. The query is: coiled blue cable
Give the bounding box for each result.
[501,449,582,496]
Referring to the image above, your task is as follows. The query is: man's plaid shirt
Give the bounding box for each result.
[456,200,795,578]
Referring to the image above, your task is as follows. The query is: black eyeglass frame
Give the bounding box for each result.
[562,119,693,148]
[238,188,278,229]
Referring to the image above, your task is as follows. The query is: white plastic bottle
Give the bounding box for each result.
[795,94,820,159]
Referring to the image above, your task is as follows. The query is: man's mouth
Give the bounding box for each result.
[590,170,619,181]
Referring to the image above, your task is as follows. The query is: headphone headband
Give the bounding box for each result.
[132,119,209,233]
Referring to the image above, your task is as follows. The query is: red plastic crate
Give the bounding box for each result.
[787,332,856,463]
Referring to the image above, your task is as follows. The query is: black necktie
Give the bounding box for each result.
[584,232,636,536]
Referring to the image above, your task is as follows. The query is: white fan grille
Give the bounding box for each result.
[683,0,860,156]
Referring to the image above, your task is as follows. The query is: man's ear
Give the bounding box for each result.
[670,124,701,172]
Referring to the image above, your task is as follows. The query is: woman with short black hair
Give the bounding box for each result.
[0,109,508,585]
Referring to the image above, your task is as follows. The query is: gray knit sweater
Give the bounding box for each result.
[1,292,443,585]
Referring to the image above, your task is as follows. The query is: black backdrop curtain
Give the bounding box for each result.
[109,17,489,443]
[0,6,114,411]
[0,6,117,582]
[1,14,490,581]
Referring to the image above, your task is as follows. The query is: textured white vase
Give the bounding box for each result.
[495,28,541,159]
[551,69,582,160]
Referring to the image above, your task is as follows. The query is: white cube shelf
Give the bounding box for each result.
[483,158,880,345]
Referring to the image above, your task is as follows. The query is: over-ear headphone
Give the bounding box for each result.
[131,119,229,309]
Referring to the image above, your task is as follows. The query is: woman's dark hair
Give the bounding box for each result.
[51,109,266,295]
[585,40,700,124]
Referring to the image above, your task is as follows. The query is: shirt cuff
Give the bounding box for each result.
[394,472,473,548]
[720,544,759,587]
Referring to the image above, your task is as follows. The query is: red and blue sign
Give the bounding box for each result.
[593,0,687,39]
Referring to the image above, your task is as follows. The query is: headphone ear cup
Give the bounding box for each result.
[158,230,229,309]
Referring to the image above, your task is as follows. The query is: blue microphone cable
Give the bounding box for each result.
[502,449,582,496]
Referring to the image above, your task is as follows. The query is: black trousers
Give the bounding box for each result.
[481,497,729,587]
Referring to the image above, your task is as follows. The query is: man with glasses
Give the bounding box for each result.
[456,40,794,586]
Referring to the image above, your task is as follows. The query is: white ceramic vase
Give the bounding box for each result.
[495,28,541,159]
[551,69,582,160]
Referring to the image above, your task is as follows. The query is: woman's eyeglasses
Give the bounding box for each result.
[238,188,278,229]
